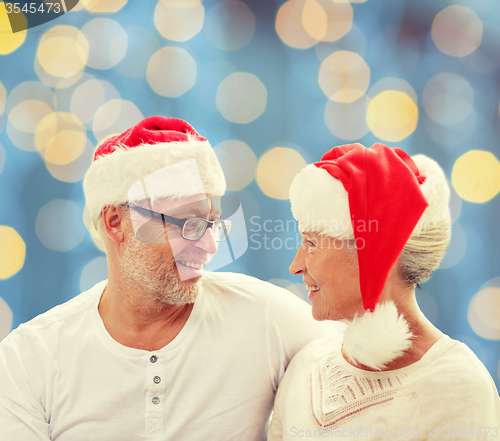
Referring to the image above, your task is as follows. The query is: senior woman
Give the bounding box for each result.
[268,143,500,439]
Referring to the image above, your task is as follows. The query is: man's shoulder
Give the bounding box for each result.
[202,272,302,302]
[2,280,105,344]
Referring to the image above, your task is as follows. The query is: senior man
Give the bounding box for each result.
[0,116,334,441]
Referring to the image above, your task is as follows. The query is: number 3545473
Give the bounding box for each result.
[5,3,62,14]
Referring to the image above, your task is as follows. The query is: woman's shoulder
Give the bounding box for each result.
[288,334,343,371]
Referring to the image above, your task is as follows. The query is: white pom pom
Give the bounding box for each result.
[342,302,413,371]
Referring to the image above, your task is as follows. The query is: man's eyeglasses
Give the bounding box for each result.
[130,205,232,242]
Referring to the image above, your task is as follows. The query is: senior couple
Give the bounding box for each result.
[0,116,498,440]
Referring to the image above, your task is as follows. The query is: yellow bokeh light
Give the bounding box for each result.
[35,112,86,165]
[451,150,500,203]
[423,73,474,125]
[80,0,127,13]
[256,148,307,200]
[432,6,482,58]
[319,51,370,103]
[216,72,267,124]
[468,287,500,340]
[302,0,327,41]
[276,0,318,49]
[8,100,53,133]
[366,90,418,142]
[0,3,27,55]
[46,138,94,183]
[147,47,197,98]
[0,226,26,280]
[213,140,257,191]
[36,26,89,78]
[304,0,353,42]
[154,0,204,42]
[44,131,87,165]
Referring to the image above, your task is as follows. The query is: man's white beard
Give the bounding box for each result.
[120,233,201,305]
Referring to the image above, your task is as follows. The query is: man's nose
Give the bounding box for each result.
[289,246,306,275]
[195,225,218,255]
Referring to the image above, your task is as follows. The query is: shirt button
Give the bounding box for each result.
[152,397,160,405]
[150,355,157,363]
[153,376,161,384]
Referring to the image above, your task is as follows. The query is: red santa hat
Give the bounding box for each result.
[83,116,226,223]
[289,143,450,370]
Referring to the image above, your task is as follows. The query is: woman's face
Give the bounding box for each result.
[289,231,365,321]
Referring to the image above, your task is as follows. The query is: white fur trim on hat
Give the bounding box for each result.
[342,301,413,370]
[289,155,450,238]
[289,164,352,239]
[83,137,226,223]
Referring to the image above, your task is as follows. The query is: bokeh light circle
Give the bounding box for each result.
[35,112,87,165]
[451,150,500,203]
[205,0,255,51]
[216,72,267,124]
[8,100,53,134]
[276,0,318,49]
[5,82,57,151]
[0,297,13,341]
[468,287,500,340]
[80,0,127,13]
[302,0,327,41]
[0,226,26,279]
[45,138,95,183]
[366,90,418,142]
[36,200,86,252]
[213,140,257,191]
[318,51,370,103]
[0,2,27,54]
[36,26,89,78]
[324,95,370,140]
[303,0,353,42]
[154,0,204,42]
[256,148,307,200]
[81,18,128,70]
[147,47,197,98]
[423,73,474,125]
[93,99,143,144]
[80,256,108,292]
[432,6,483,58]
[71,79,121,125]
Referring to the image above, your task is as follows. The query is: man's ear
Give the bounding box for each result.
[102,206,128,244]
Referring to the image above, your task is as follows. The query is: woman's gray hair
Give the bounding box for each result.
[398,219,451,286]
